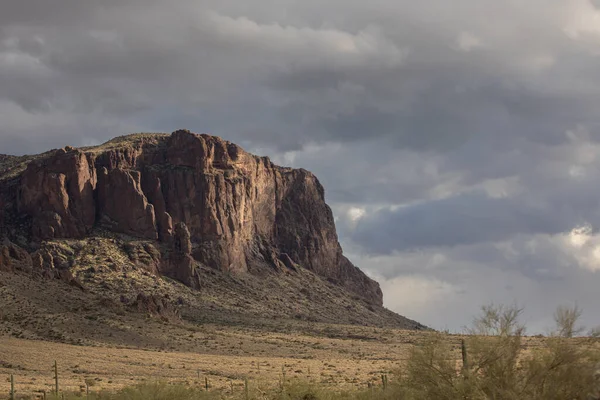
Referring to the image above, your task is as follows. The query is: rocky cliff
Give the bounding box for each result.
[0,130,383,305]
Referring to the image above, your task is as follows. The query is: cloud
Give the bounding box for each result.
[351,230,600,332]
[3,0,600,155]
[378,275,459,324]
[338,125,600,257]
[206,12,407,68]
[348,190,580,253]
[456,32,484,52]
[563,0,600,39]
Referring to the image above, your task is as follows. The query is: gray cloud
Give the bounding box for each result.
[342,131,600,253]
[3,0,600,155]
[350,192,572,253]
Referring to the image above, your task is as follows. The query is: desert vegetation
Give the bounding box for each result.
[4,304,600,400]
[399,304,600,399]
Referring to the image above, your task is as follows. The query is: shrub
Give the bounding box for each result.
[398,304,600,400]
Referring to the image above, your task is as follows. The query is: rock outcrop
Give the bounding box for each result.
[97,167,157,239]
[160,222,201,289]
[0,241,32,272]
[0,130,383,305]
[131,293,182,322]
[18,148,96,239]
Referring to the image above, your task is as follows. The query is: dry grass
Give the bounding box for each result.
[1,294,596,399]
[0,335,387,396]
[0,325,424,397]
[0,328,557,398]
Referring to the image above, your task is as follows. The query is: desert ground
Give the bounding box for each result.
[0,325,421,397]
[0,322,555,398]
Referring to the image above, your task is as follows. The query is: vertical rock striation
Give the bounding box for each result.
[0,130,383,305]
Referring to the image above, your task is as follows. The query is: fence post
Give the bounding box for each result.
[9,374,14,400]
[205,376,208,391]
[245,378,249,400]
[54,360,59,394]
[461,339,469,373]
[381,374,388,390]
[280,365,286,392]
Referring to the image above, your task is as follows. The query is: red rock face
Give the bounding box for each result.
[97,167,157,239]
[2,130,383,305]
[18,149,96,239]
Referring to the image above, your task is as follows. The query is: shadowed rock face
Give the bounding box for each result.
[18,148,97,239]
[0,130,383,305]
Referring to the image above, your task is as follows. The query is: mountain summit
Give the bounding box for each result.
[0,130,425,333]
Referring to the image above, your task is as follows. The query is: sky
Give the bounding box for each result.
[2,0,600,333]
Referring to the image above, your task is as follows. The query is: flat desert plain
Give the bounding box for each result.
[0,323,550,398]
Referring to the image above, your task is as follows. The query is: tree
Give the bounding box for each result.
[553,304,584,338]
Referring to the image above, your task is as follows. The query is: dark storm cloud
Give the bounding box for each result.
[349,192,574,253]
[345,133,600,254]
[2,0,598,155]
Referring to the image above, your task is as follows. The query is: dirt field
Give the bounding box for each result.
[0,326,426,397]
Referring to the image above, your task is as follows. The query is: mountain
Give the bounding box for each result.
[0,130,425,340]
